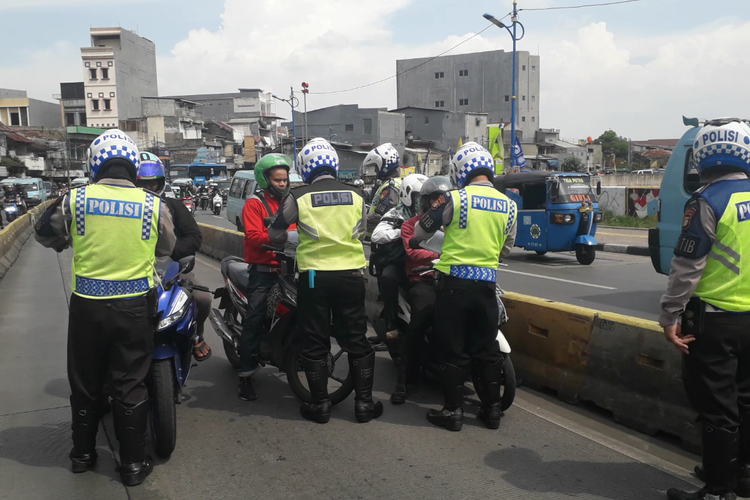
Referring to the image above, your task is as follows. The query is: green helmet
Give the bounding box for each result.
[255,153,292,198]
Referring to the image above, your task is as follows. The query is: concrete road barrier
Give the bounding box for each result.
[0,202,51,281]
[196,223,698,451]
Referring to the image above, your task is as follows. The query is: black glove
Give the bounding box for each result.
[409,237,422,250]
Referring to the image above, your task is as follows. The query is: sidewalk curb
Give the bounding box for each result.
[597,225,650,231]
[595,243,650,256]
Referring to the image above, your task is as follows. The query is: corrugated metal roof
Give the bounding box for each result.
[0,123,33,143]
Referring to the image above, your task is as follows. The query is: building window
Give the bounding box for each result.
[532,95,536,102]
[363,118,372,135]
[92,100,99,111]
[522,64,526,71]
[435,101,445,108]
[532,117,536,123]
[108,61,113,67]
[96,61,101,67]
[345,124,354,131]
[434,72,444,79]
[532,65,536,72]
[504,95,510,102]
[104,99,111,110]
[522,116,526,122]
[459,98,469,106]
[86,93,92,98]
[459,69,469,77]
[89,69,97,80]
[101,68,109,79]
[110,92,115,98]
[522,95,526,101]
[98,92,104,98]
[84,62,90,68]
[424,116,430,125]
[65,113,75,126]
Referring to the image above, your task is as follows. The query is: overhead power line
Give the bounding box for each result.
[309,18,508,96]
[520,0,644,12]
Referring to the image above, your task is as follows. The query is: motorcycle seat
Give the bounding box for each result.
[226,261,250,290]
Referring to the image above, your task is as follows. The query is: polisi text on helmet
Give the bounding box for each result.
[462,147,484,155]
[101,133,136,146]
[309,144,334,153]
[701,129,746,146]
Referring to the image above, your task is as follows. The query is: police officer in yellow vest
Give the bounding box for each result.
[413,142,517,432]
[269,138,383,424]
[34,130,175,486]
[661,119,750,500]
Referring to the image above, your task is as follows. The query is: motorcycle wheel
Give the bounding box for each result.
[501,355,516,411]
[6,212,15,223]
[575,244,596,265]
[285,343,355,406]
[222,307,242,369]
[150,358,177,459]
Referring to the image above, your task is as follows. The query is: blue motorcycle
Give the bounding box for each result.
[149,255,208,458]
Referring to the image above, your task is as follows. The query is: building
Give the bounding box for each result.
[80,27,158,129]
[532,128,603,172]
[284,104,406,155]
[393,106,488,152]
[165,89,284,151]
[55,83,87,127]
[396,50,540,141]
[0,89,61,128]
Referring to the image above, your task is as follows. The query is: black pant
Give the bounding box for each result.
[67,293,153,406]
[683,313,750,430]
[405,280,436,371]
[184,272,211,338]
[379,264,407,331]
[434,275,502,368]
[239,267,278,374]
[298,270,372,360]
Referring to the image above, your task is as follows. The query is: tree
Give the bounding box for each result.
[562,155,586,173]
[593,130,629,159]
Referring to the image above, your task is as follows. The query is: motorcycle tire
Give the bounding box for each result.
[501,355,516,411]
[575,244,596,265]
[6,213,16,223]
[285,344,355,406]
[222,308,242,369]
[149,358,177,459]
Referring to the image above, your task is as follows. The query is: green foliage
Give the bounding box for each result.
[602,210,657,228]
[594,130,629,159]
[562,155,586,173]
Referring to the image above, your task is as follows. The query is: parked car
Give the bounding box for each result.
[227,170,303,232]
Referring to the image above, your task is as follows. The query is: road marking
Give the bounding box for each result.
[498,268,617,290]
[195,254,222,272]
[598,231,648,239]
[213,216,223,219]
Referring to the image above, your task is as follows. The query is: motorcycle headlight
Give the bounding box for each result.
[5,206,16,212]
[594,212,603,223]
[157,289,190,331]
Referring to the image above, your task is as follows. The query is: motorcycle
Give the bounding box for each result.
[149,255,210,458]
[3,200,20,223]
[199,192,210,211]
[181,194,195,216]
[209,231,355,405]
[212,193,223,215]
[395,231,516,411]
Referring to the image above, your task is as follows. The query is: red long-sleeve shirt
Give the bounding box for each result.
[402,214,439,282]
[242,194,295,266]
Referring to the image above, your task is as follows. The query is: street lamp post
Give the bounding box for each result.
[484,3,525,169]
[272,87,300,171]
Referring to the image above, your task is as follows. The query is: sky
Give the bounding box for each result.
[1,0,749,140]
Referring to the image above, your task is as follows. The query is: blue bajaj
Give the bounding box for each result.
[149,255,207,458]
[495,172,603,265]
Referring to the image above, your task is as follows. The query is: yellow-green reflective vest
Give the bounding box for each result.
[436,184,515,282]
[70,184,160,299]
[695,187,750,312]
[293,179,367,272]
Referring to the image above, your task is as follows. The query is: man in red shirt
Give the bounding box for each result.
[396,176,452,401]
[238,154,293,401]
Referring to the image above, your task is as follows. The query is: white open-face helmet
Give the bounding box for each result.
[450,142,494,189]
[694,119,750,176]
[86,129,140,181]
[399,173,428,207]
[364,143,400,179]
[297,138,339,183]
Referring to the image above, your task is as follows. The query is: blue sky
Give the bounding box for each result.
[2,0,749,138]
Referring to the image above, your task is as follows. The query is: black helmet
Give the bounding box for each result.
[419,176,452,213]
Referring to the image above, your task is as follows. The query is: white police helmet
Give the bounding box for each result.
[694,119,750,175]
[297,137,339,183]
[450,142,494,189]
[364,143,400,179]
[86,129,140,181]
[399,173,428,207]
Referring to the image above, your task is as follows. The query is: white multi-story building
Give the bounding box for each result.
[80,27,158,129]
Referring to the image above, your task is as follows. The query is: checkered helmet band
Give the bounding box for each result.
[450,142,494,188]
[297,139,339,183]
[694,121,750,174]
[87,129,140,179]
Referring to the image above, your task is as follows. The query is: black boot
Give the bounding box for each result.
[385,337,407,405]
[299,356,332,424]
[350,352,384,423]
[475,359,503,430]
[427,363,465,431]
[112,400,153,487]
[69,396,99,473]
[669,424,738,500]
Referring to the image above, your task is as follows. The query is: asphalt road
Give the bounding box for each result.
[194,208,667,321]
[0,241,698,499]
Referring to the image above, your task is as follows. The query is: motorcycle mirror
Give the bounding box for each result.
[178,255,195,275]
[597,180,602,196]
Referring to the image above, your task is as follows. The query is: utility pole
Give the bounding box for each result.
[66,133,72,188]
[301,82,309,142]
